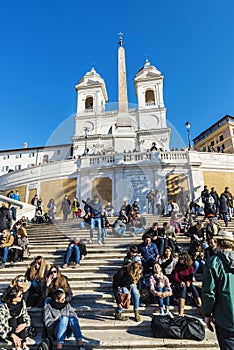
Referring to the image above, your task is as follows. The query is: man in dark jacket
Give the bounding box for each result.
[0,204,12,232]
[88,195,103,245]
[201,230,234,349]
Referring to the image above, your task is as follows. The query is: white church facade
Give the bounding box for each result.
[0,38,233,214]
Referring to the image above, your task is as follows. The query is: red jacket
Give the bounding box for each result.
[173,263,194,285]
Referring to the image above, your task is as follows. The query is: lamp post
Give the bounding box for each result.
[185,121,191,150]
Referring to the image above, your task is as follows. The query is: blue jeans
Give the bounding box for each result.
[114,226,126,237]
[216,323,234,350]
[178,283,199,299]
[90,217,102,241]
[55,316,82,344]
[156,287,170,308]
[193,260,205,275]
[11,207,17,220]
[63,211,68,221]
[134,227,145,236]
[117,283,140,312]
[65,245,80,264]
[31,279,42,294]
[1,246,9,263]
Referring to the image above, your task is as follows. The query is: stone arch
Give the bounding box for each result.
[92,177,112,203]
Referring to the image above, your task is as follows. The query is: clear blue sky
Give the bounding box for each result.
[0,0,234,150]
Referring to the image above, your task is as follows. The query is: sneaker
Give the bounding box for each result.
[88,239,93,244]
[165,309,174,318]
[0,262,5,269]
[159,308,164,315]
[23,346,31,350]
[75,263,80,268]
[62,264,68,269]
[97,240,102,245]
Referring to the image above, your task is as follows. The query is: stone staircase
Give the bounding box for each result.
[1,214,232,349]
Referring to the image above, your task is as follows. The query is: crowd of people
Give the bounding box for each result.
[0,252,86,350]
[0,185,233,349]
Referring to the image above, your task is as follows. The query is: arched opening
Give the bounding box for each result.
[145,90,155,105]
[92,177,112,202]
[85,96,93,110]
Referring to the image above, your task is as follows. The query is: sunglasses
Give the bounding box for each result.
[18,278,26,283]
[51,270,57,274]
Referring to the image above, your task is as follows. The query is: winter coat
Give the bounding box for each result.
[219,193,229,213]
[138,242,159,262]
[149,273,172,297]
[0,232,14,247]
[88,200,102,218]
[201,251,234,331]
[0,300,30,339]
[113,266,136,305]
[173,263,194,285]
[44,299,78,335]
[0,207,12,231]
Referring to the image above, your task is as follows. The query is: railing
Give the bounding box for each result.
[160,151,188,161]
[0,195,36,221]
[123,153,152,162]
[86,151,188,167]
[89,155,115,165]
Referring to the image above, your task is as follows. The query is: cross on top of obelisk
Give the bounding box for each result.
[118,32,123,46]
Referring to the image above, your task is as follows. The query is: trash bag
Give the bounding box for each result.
[151,315,205,341]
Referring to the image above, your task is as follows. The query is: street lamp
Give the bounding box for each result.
[185,121,191,150]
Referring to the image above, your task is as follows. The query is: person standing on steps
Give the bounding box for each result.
[60,195,71,222]
[201,230,234,350]
[88,195,103,244]
[113,261,143,322]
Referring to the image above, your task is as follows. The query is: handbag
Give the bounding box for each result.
[119,291,131,309]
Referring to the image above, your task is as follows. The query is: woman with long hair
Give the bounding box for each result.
[1,275,30,304]
[113,261,143,322]
[0,287,31,350]
[160,246,177,282]
[25,255,50,306]
[173,251,201,316]
[44,265,73,302]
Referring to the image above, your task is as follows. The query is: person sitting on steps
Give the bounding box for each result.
[63,237,87,269]
[113,261,143,322]
[44,288,85,350]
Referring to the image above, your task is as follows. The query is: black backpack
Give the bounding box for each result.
[37,336,53,350]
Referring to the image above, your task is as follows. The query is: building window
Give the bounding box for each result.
[28,152,35,158]
[210,140,215,146]
[145,90,155,106]
[2,166,9,172]
[3,155,9,160]
[202,146,206,152]
[219,134,224,142]
[15,154,22,159]
[57,150,61,155]
[85,96,93,110]
[15,165,21,171]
